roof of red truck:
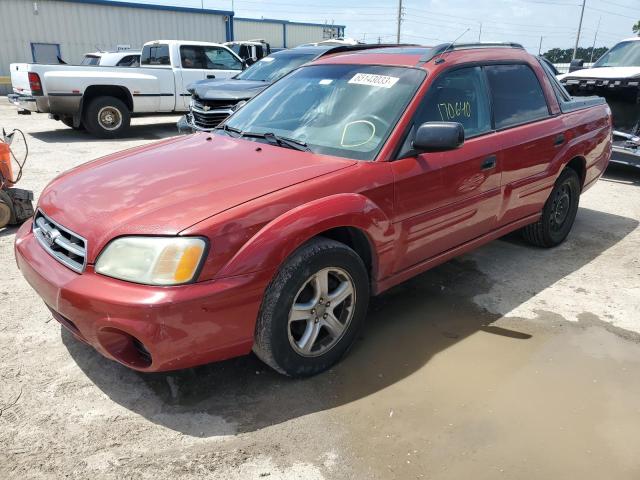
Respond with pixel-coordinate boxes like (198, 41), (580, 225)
(313, 43), (534, 69)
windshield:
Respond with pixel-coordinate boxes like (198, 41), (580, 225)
(224, 64), (425, 160)
(593, 41), (640, 68)
(235, 54), (317, 82)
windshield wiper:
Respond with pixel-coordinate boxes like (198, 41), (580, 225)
(241, 131), (311, 152)
(215, 124), (242, 137)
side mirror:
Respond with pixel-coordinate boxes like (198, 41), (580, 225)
(569, 58), (584, 73)
(413, 122), (464, 153)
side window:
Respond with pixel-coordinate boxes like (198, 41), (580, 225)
(116, 55), (140, 67)
(180, 45), (205, 69)
(203, 47), (243, 70)
(141, 44), (170, 66)
(485, 64), (549, 129)
(417, 66), (492, 138)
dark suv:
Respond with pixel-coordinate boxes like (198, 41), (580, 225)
(178, 45), (346, 132)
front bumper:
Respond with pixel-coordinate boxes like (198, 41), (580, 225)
(7, 93), (48, 113)
(14, 220), (273, 372)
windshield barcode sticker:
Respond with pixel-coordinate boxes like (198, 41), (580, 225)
(348, 73), (399, 88)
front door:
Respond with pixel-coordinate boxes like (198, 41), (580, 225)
(391, 66), (502, 273)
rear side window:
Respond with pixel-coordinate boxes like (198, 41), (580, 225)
(417, 66), (492, 138)
(81, 55), (100, 66)
(141, 44), (170, 66)
(485, 64), (549, 129)
(116, 55), (140, 67)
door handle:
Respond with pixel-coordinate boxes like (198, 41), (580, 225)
(206, 74), (216, 79)
(554, 133), (565, 146)
(481, 155), (497, 171)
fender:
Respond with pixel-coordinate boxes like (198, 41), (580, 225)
(216, 193), (396, 281)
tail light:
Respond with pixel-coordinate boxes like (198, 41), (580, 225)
(28, 72), (43, 96)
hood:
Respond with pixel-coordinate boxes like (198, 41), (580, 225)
(559, 66), (640, 81)
(38, 134), (355, 261)
(190, 78), (269, 101)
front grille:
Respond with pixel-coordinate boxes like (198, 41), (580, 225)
(191, 109), (232, 130)
(33, 210), (87, 273)
(190, 98), (239, 131)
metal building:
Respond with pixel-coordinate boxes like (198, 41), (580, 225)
(234, 18), (345, 49)
(0, 0), (346, 95)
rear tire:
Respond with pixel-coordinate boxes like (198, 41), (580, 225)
(253, 237), (370, 377)
(0, 191), (15, 228)
(522, 168), (581, 248)
(83, 96), (130, 138)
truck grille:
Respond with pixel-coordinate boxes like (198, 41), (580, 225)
(33, 210), (87, 273)
(191, 98), (238, 131)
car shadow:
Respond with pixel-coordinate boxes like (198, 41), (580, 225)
(0, 225), (19, 238)
(28, 118), (182, 143)
(61, 207), (638, 436)
(603, 163), (640, 186)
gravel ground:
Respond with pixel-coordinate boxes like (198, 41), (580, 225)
(1, 103), (640, 479)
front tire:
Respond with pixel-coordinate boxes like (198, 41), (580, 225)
(522, 168), (581, 247)
(83, 96), (130, 138)
(253, 237), (370, 377)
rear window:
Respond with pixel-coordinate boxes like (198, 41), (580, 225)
(485, 64), (549, 129)
(141, 44), (170, 66)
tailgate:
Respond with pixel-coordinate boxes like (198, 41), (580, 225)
(10, 63), (33, 95)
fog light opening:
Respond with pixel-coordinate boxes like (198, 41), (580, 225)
(97, 328), (153, 368)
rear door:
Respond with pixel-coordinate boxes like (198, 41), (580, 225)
(484, 63), (566, 225)
(139, 43), (171, 111)
(391, 66), (503, 273)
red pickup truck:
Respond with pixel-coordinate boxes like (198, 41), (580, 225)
(15, 43), (612, 377)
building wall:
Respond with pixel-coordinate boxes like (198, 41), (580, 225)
(0, 0), (230, 94)
(233, 19), (344, 49)
(234, 20), (285, 49)
(0, 0), (346, 95)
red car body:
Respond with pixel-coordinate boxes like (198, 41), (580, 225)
(15, 45), (612, 372)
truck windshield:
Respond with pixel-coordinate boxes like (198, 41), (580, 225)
(235, 54), (316, 83)
(223, 64), (425, 160)
(593, 41), (640, 68)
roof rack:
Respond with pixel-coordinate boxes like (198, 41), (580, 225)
(419, 42), (525, 63)
(319, 43), (420, 56)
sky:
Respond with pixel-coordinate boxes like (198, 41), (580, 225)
(110, 0), (638, 53)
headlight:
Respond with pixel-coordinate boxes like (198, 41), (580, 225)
(95, 236), (207, 285)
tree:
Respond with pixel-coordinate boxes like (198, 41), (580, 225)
(633, 20), (640, 36)
(542, 46), (609, 63)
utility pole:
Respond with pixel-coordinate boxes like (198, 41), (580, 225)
(573, 0), (586, 60)
(478, 23), (482, 42)
(396, 0), (403, 44)
(538, 36), (543, 55)
(590, 16), (601, 63)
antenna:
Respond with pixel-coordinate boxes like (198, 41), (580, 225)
(433, 28), (470, 64)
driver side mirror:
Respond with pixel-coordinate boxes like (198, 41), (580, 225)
(413, 122), (465, 153)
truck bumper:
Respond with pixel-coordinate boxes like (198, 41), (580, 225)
(611, 130), (640, 168)
(7, 93), (48, 113)
(14, 219), (273, 372)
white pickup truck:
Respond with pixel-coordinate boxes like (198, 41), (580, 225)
(8, 40), (245, 137)
(558, 37), (640, 168)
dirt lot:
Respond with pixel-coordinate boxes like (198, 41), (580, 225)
(1, 103), (640, 479)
